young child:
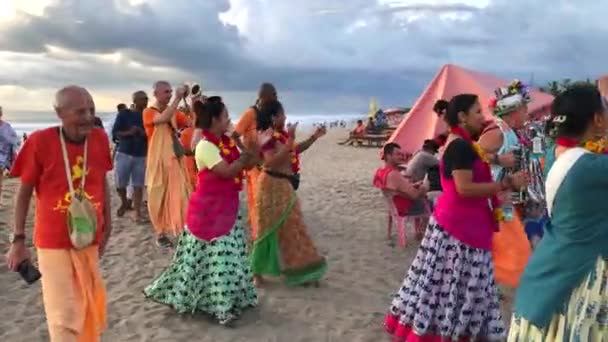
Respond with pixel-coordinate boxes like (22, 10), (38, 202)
(523, 201), (547, 249)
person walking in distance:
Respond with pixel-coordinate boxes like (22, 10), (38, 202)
(112, 91), (148, 223)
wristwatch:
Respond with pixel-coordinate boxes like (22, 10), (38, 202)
(10, 233), (25, 244)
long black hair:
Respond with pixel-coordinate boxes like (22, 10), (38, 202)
(256, 99), (284, 131)
(193, 96), (224, 129)
(550, 85), (604, 138)
(445, 94), (479, 128)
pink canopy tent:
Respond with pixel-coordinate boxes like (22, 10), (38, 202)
(388, 64), (555, 153)
(598, 75), (608, 98)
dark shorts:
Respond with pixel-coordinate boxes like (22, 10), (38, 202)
(407, 199), (430, 216)
(114, 152), (146, 188)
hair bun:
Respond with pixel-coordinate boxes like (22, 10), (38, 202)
(193, 100), (205, 114)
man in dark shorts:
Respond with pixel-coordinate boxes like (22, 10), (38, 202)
(404, 139), (439, 238)
(111, 91), (148, 222)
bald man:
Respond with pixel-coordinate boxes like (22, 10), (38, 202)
(232, 83), (277, 239)
(6, 85), (112, 341)
(143, 81), (192, 249)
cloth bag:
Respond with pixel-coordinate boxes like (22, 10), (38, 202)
(59, 128), (97, 249)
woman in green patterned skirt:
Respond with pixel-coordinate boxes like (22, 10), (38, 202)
(144, 97), (259, 326)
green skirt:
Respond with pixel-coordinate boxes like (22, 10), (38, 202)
(144, 210), (258, 323)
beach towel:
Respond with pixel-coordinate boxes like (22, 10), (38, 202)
(38, 246), (106, 342)
(145, 118), (192, 235)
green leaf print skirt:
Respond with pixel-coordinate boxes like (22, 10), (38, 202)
(144, 208), (258, 323)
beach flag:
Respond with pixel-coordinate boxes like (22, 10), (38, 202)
(369, 98), (378, 118)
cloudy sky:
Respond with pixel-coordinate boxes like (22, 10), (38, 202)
(0, 0), (605, 115)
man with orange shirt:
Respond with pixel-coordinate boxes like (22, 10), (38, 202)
(179, 111), (198, 188)
(6, 86), (112, 341)
(232, 83), (277, 238)
(142, 81), (192, 249)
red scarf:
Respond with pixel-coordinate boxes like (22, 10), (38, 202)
(269, 130), (300, 173)
(450, 126), (503, 223)
(201, 130), (243, 188)
(555, 137), (579, 148)
(556, 136), (608, 154)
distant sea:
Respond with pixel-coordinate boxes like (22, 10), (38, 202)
(5, 111), (364, 138)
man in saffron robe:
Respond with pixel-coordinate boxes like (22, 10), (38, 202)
(6, 86), (112, 341)
(232, 83), (277, 239)
(143, 81), (192, 249)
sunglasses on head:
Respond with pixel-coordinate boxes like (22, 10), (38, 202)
(206, 96), (222, 103)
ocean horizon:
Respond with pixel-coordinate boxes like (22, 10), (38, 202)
(4, 110), (364, 137)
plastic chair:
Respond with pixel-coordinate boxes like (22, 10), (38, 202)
(382, 190), (431, 248)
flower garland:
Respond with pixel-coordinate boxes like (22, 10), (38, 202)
(450, 126), (505, 223)
(556, 136), (608, 154)
(272, 130), (300, 173)
(201, 130), (243, 188)
(488, 79), (531, 117)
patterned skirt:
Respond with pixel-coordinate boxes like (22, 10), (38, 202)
(508, 257), (608, 341)
(143, 209), (258, 323)
(251, 172), (327, 286)
(385, 219), (506, 341)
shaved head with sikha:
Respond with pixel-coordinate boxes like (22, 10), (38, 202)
(153, 80), (173, 106)
(54, 85), (96, 141)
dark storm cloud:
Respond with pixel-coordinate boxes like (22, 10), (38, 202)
(0, 0), (607, 110)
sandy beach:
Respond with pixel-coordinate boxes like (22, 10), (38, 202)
(0, 129), (513, 341)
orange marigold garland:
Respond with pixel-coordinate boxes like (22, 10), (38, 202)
(201, 130), (243, 188)
(272, 131), (300, 173)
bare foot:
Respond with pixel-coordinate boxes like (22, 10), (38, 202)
(133, 212), (149, 224)
(253, 276), (264, 287)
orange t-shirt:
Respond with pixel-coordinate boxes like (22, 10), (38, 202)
(234, 106), (257, 145)
(142, 107), (189, 140)
(10, 127), (113, 249)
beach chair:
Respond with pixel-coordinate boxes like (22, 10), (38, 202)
(382, 189), (431, 248)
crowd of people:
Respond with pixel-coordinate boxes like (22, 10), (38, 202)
(378, 81), (608, 341)
(2, 78), (608, 341)
(3, 81), (329, 340)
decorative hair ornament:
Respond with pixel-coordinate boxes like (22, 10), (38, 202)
(552, 115), (567, 124)
(488, 79), (532, 117)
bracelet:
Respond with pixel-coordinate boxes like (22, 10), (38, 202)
(10, 233), (26, 244)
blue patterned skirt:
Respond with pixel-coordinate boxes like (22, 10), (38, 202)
(385, 219), (506, 341)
